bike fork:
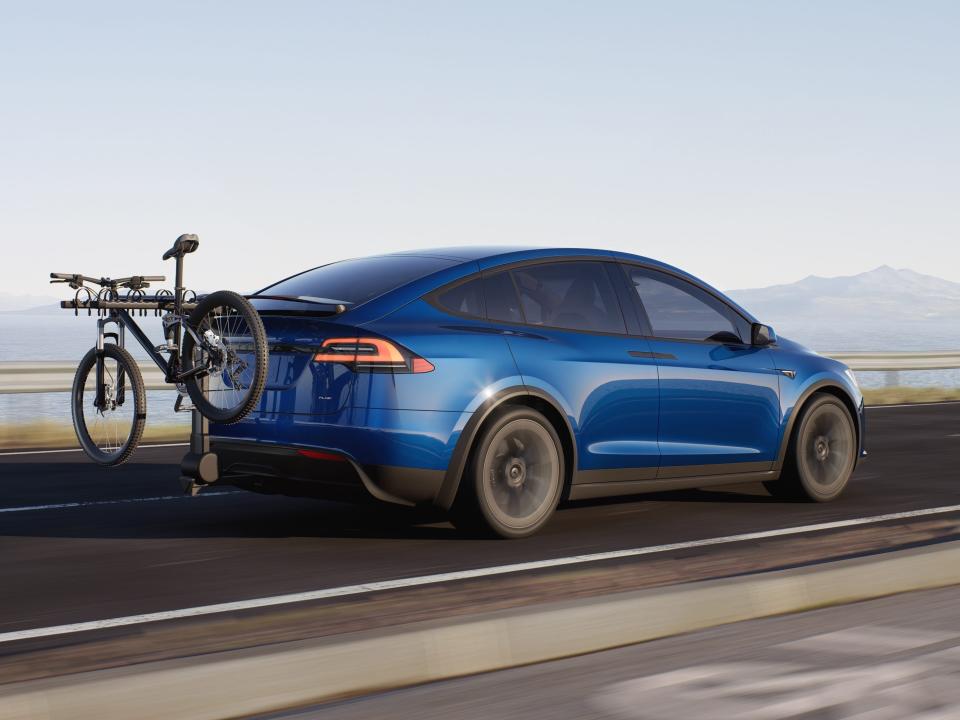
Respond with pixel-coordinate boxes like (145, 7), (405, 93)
(95, 315), (125, 409)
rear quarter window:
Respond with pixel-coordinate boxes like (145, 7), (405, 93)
(432, 276), (485, 318)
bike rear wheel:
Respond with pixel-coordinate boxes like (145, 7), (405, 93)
(71, 344), (146, 465)
(181, 290), (268, 424)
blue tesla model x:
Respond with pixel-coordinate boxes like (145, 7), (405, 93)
(212, 247), (865, 538)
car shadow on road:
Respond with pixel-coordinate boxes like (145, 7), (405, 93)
(0, 459), (788, 542)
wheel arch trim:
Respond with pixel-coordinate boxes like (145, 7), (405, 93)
(435, 386), (577, 510)
(773, 379), (862, 472)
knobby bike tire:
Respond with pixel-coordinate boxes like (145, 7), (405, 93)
(71, 344), (146, 466)
(181, 290), (268, 424)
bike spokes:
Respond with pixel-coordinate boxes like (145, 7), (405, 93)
(182, 290), (268, 424)
(72, 345), (146, 465)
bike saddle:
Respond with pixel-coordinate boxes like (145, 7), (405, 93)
(162, 234), (200, 261)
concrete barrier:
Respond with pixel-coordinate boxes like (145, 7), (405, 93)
(2, 540), (959, 720)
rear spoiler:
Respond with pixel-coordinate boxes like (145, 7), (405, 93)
(246, 295), (349, 317)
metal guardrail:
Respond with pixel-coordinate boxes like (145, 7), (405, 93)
(823, 351), (960, 372)
(0, 361), (168, 394)
(1, 352), (958, 394)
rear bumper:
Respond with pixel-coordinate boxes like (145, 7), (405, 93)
(212, 440), (445, 507)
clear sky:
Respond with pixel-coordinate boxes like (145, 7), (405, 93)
(2, 1), (958, 297)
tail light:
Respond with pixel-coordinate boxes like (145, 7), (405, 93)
(313, 337), (435, 373)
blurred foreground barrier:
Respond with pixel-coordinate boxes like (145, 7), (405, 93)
(825, 351), (960, 387)
(0, 361), (167, 393)
(2, 540), (959, 720)
(2, 352), (959, 394)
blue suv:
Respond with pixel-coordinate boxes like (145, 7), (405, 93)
(212, 248), (865, 538)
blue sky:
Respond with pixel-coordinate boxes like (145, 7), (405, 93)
(2, 1), (958, 296)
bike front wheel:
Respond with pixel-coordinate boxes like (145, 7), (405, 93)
(72, 344), (146, 465)
(181, 290), (268, 424)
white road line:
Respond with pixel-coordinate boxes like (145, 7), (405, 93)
(0, 442), (188, 457)
(779, 626), (953, 657)
(3, 503), (960, 644)
(0, 491), (241, 514)
(867, 401), (960, 409)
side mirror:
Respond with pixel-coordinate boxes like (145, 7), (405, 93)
(751, 323), (777, 346)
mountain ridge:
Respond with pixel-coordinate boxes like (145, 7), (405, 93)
(726, 266), (960, 350)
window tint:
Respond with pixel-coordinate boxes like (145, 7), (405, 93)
(433, 276), (485, 318)
(256, 255), (458, 307)
(625, 267), (744, 343)
(484, 271), (523, 323)
(511, 262), (626, 334)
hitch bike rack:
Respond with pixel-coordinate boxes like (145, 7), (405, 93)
(180, 377), (220, 495)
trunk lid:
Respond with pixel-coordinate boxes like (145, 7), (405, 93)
(252, 304), (356, 416)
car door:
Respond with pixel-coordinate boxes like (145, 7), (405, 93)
(619, 264), (782, 477)
(484, 260), (661, 483)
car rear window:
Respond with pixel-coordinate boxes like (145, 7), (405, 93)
(255, 255), (459, 308)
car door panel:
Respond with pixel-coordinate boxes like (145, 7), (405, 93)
(619, 263), (783, 475)
(648, 341), (781, 472)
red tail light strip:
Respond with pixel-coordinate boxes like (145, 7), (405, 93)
(313, 337), (434, 373)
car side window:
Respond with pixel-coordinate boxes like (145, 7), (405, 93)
(510, 261), (626, 334)
(625, 266), (745, 343)
(433, 276), (485, 318)
(484, 271), (523, 323)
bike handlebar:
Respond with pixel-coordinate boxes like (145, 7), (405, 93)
(50, 273), (166, 290)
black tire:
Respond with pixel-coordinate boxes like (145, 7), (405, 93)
(181, 290), (268, 424)
(764, 394), (857, 502)
(452, 407), (565, 539)
(71, 344), (146, 466)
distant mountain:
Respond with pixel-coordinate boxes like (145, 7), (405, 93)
(0, 292), (61, 313)
(726, 266), (960, 351)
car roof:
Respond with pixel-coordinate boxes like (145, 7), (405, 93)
(346, 247), (759, 325)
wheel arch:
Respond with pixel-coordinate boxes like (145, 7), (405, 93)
(773, 380), (862, 472)
(434, 387), (577, 510)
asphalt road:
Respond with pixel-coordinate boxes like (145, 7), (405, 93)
(0, 403), (958, 636)
(266, 585), (960, 719)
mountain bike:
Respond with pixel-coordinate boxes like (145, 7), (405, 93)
(51, 234), (269, 465)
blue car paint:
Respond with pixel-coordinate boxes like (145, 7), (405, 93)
(648, 340), (782, 468)
(212, 247), (865, 506)
(500, 325), (660, 473)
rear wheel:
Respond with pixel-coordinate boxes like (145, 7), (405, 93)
(764, 394), (856, 502)
(452, 407), (564, 539)
(181, 290), (268, 424)
(71, 344), (146, 466)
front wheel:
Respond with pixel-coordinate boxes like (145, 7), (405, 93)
(181, 290), (268, 424)
(452, 407), (565, 539)
(71, 344), (146, 466)
(764, 394), (857, 502)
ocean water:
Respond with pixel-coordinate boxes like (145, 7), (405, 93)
(0, 312), (187, 427)
(0, 313), (957, 425)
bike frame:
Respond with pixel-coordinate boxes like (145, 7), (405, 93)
(58, 250), (209, 387)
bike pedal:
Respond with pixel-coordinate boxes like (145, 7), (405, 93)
(174, 395), (195, 413)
